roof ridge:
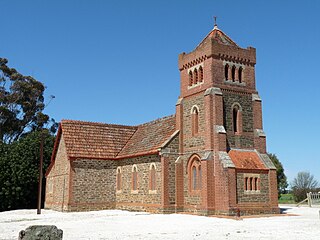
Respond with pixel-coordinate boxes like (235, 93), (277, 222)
(195, 27), (239, 49)
(116, 127), (138, 157)
(61, 119), (137, 129)
(137, 114), (175, 127)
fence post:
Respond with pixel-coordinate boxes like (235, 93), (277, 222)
(307, 192), (312, 207)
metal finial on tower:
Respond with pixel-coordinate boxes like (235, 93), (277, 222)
(214, 16), (218, 29)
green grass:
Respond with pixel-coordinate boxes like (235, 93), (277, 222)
(279, 193), (296, 204)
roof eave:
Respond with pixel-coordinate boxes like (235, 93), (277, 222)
(45, 123), (63, 177)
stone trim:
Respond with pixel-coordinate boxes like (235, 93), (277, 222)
(215, 125), (226, 134)
(149, 163), (157, 170)
(243, 173), (261, 194)
(187, 62), (204, 72)
(188, 82), (204, 90)
(223, 60), (246, 69)
(201, 151), (212, 161)
(204, 87), (222, 96)
(218, 151), (236, 168)
(176, 97), (183, 106)
(175, 156), (182, 164)
(257, 152), (276, 170)
(190, 105), (200, 113)
(252, 93), (262, 102)
(224, 79), (246, 87)
(254, 129), (266, 137)
(132, 164), (138, 172)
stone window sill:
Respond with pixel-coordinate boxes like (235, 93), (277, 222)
(187, 81), (204, 89)
(116, 190), (122, 194)
(131, 190), (139, 194)
(149, 190), (157, 194)
(244, 190), (260, 194)
(224, 80), (246, 86)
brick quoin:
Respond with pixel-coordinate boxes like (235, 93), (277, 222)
(45, 22), (279, 215)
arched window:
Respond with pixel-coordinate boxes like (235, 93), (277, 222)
(188, 156), (201, 192)
(244, 175), (261, 192)
(231, 65), (236, 82)
(199, 66), (203, 82)
(238, 67), (243, 83)
(191, 106), (199, 135)
(233, 107), (238, 133)
(225, 64), (229, 80)
(194, 68), (198, 84)
(189, 71), (193, 86)
(132, 165), (138, 191)
(116, 167), (122, 191)
(150, 164), (156, 190)
(232, 104), (242, 134)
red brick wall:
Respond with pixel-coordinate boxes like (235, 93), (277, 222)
(45, 135), (70, 211)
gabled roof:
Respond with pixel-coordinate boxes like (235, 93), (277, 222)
(228, 149), (268, 170)
(118, 115), (176, 158)
(196, 25), (239, 49)
(61, 120), (137, 159)
(50, 115), (177, 163)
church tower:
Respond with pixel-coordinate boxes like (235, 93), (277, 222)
(175, 22), (279, 215)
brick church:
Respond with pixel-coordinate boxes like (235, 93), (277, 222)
(45, 23), (279, 215)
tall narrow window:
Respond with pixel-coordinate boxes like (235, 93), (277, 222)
(192, 166), (197, 190)
(238, 67), (243, 83)
(232, 104), (242, 134)
(244, 177), (248, 191)
(225, 64), (229, 80)
(250, 177), (253, 191)
(198, 165), (202, 190)
(189, 71), (193, 86)
(192, 107), (199, 135)
(194, 69), (198, 84)
(233, 107), (238, 133)
(132, 166), (138, 191)
(199, 66), (203, 82)
(231, 65), (236, 82)
(255, 177), (260, 191)
(116, 167), (122, 191)
(150, 164), (156, 190)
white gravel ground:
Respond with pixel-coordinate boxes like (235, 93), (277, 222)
(0, 205), (319, 240)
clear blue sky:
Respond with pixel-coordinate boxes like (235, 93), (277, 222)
(1, 0), (319, 185)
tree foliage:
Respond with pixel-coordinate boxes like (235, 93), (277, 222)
(0, 58), (57, 143)
(291, 171), (319, 202)
(0, 130), (54, 211)
(268, 153), (288, 196)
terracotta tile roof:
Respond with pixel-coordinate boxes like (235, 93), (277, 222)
(55, 115), (176, 161)
(228, 149), (267, 170)
(197, 25), (239, 49)
(61, 120), (137, 159)
(118, 115), (176, 158)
